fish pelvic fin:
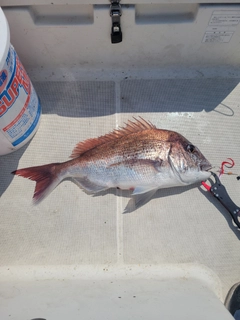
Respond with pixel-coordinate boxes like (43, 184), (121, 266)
(12, 163), (62, 204)
(123, 188), (158, 213)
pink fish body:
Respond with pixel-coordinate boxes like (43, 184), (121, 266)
(12, 118), (211, 211)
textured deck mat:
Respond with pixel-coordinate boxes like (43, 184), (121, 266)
(0, 79), (240, 297)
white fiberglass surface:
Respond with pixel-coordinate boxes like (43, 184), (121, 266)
(1, 78), (240, 296)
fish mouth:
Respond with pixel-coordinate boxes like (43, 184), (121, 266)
(200, 161), (212, 172)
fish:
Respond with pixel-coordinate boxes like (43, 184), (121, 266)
(12, 117), (212, 212)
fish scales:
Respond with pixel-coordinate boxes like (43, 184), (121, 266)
(67, 130), (172, 191)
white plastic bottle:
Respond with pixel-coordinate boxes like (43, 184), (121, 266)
(0, 8), (41, 155)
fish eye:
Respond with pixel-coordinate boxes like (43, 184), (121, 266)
(187, 144), (195, 153)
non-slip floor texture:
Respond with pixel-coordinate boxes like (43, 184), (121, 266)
(1, 79), (240, 298)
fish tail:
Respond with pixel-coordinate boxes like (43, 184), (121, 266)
(12, 163), (62, 204)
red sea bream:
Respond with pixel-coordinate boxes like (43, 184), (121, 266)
(12, 118), (212, 211)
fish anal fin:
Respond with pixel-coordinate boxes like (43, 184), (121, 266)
(72, 177), (107, 194)
(70, 117), (156, 159)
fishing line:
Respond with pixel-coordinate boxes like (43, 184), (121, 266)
(218, 158), (239, 180)
(219, 158), (235, 177)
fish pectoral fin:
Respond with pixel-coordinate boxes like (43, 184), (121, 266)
(72, 177), (107, 194)
(123, 188), (158, 213)
(109, 159), (163, 172)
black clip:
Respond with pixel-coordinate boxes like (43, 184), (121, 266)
(202, 172), (240, 228)
(110, 0), (122, 43)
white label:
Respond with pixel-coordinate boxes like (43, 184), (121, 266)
(202, 31), (234, 43)
(0, 45), (41, 147)
(203, 10), (240, 43)
(209, 11), (240, 26)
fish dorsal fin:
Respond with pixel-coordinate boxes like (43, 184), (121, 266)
(70, 117), (156, 158)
